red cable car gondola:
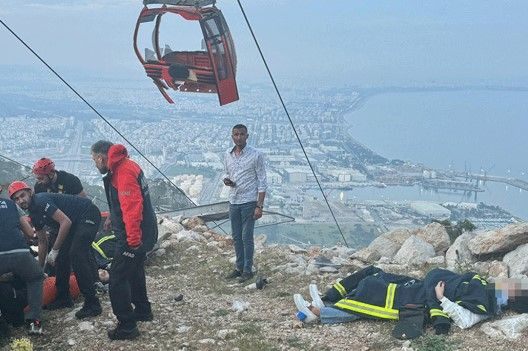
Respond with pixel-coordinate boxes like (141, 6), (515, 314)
(133, 0), (239, 106)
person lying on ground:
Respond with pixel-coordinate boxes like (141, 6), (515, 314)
(294, 266), (528, 334)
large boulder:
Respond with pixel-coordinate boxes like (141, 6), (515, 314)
(445, 232), (476, 270)
(383, 228), (416, 246)
(352, 247), (381, 263)
(480, 314), (528, 340)
(415, 222), (451, 254)
(367, 235), (400, 260)
(472, 260), (509, 279)
(468, 223), (528, 255)
(393, 236), (435, 265)
(503, 243), (528, 277)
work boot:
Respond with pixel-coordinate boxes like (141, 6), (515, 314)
(75, 299), (102, 319)
(225, 269), (242, 279)
(26, 319), (43, 336)
(133, 310), (154, 322)
(238, 271), (254, 283)
(45, 297), (74, 310)
(107, 324), (139, 340)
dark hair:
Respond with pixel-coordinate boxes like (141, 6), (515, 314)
(232, 124), (247, 132)
(91, 140), (113, 155)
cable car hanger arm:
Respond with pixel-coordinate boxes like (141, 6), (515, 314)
(143, 0), (216, 7)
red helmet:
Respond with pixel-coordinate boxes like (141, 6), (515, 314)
(32, 158), (55, 176)
(8, 181), (31, 199)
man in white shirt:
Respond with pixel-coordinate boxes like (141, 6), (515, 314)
(223, 124), (267, 283)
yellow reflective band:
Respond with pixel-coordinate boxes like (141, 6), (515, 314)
(385, 283), (397, 310)
(477, 305), (487, 313)
(430, 308), (449, 318)
(334, 281), (346, 297)
(335, 299), (399, 320)
(472, 275), (488, 285)
(91, 242), (108, 259)
(92, 235), (115, 260)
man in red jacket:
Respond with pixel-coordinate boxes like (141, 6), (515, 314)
(90, 141), (158, 340)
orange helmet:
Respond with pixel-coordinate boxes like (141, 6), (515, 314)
(32, 158), (55, 176)
(8, 180), (31, 199)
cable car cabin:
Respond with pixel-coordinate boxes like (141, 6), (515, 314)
(134, 0), (239, 106)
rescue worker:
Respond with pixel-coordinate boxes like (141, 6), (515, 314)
(294, 266), (527, 333)
(0, 195), (44, 335)
(32, 157), (86, 196)
(91, 140), (158, 340)
(8, 181), (102, 319)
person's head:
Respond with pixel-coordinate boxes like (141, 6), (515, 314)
(91, 140), (114, 174)
(8, 181), (32, 210)
(231, 124), (248, 148)
(493, 278), (528, 313)
(32, 158), (56, 185)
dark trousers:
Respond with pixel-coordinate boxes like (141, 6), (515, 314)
(109, 248), (150, 329)
(229, 201), (257, 273)
(55, 205), (100, 303)
(0, 252), (43, 321)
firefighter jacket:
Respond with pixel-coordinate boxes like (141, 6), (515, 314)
(326, 266), (495, 327)
(103, 144), (158, 252)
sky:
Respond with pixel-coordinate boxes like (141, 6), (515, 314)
(1, 0), (528, 85)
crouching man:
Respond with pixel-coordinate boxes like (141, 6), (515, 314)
(0, 195), (44, 335)
(9, 181), (101, 319)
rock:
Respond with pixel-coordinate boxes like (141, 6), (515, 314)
(181, 217), (205, 230)
(367, 235), (400, 260)
(472, 260), (509, 279)
(155, 248), (166, 257)
(425, 256), (445, 266)
(319, 266), (338, 273)
(480, 314), (528, 339)
(445, 232), (476, 270)
(177, 325), (191, 333)
(193, 225), (209, 233)
(288, 244), (307, 254)
(174, 230), (205, 242)
(244, 283), (257, 290)
(255, 234), (267, 249)
(313, 255), (334, 268)
(216, 329), (237, 339)
(198, 338), (215, 345)
(292, 320), (304, 329)
(173, 293), (184, 302)
(383, 228), (416, 246)
(78, 321), (94, 332)
(503, 243), (528, 277)
(231, 300), (249, 313)
(468, 223), (528, 255)
(160, 218), (184, 234)
(415, 222), (451, 254)
(352, 247), (381, 263)
(67, 339), (76, 346)
(393, 236), (435, 265)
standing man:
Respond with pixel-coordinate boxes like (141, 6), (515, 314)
(91, 141), (158, 340)
(32, 157), (86, 197)
(223, 124), (267, 283)
(8, 181), (102, 319)
(0, 195), (44, 335)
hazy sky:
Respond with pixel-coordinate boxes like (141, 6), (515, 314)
(1, 0), (528, 85)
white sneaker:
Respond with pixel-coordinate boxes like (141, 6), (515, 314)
(309, 284), (325, 309)
(293, 294), (318, 323)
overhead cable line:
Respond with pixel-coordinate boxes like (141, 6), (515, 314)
(0, 19), (229, 235)
(0, 152), (32, 181)
(235, 1), (349, 247)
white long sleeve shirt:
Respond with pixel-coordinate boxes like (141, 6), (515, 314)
(440, 296), (490, 329)
(224, 146), (267, 205)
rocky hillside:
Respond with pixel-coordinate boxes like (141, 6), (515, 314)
(2, 218), (528, 351)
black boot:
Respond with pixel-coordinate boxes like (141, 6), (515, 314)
(45, 297), (74, 310)
(75, 298), (102, 319)
(107, 324), (139, 340)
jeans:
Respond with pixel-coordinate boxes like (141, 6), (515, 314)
(55, 205), (100, 304)
(109, 248), (150, 329)
(229, 201), (257, 273)
(320, 307), (361, 324)
(0, 251), (44, 321)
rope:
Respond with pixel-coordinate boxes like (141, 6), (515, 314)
(235, 1), (349, 247)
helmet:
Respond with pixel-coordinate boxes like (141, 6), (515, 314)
(32, 158), (55, 175)
(8, 181), (31, 199)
